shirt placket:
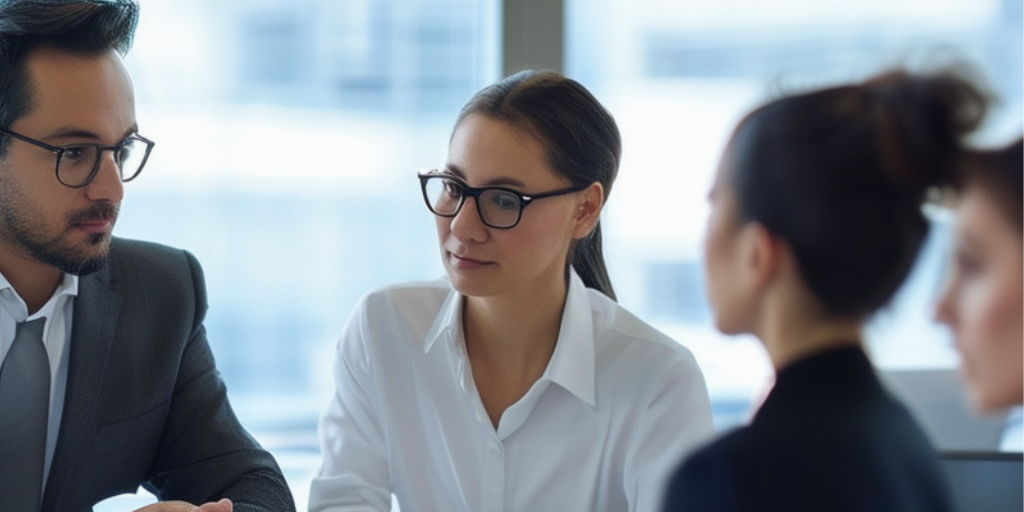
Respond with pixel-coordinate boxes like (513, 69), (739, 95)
(479, 426), (506, 512)
(452, 331), (508, 512)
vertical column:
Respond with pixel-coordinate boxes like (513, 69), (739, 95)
(501, 0), (564, 77)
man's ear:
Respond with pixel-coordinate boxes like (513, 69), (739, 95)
(572, 182), (604, 240)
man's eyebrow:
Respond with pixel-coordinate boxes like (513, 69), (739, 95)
(43, 125), (139, 143)
(44, 127), (99, 141)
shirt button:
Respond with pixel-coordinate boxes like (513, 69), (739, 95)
(490, 448), (502, 458)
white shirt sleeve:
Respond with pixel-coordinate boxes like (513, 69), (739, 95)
(623, 355), (715, 512)
(309, 301), (394, 512)
(1000, 406), (1023, 452)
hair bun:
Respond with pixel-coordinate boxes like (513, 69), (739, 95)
(866, 69), (988, 191)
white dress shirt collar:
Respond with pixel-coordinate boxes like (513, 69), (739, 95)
(0, 270), (79, 323)
(422, 268), (597, 408)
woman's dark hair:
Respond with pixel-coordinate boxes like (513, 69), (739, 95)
(958, 137), (1023, 231)
(454, 70), (622, 300)
(729, 68), (988, 317)
(0, 0), (139, 152)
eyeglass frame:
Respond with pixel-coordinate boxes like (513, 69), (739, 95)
(0, 127), (155, 188)
(417, 171), (588, 229)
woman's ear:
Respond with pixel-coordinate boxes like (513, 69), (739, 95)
(572, 182), (605, 239)
(739, 222), (782, 293)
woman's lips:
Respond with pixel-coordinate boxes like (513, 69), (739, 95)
(449, 252), (491, 269)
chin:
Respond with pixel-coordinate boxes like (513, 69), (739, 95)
(968, 388), (1001, 413)
(39, 241), (111, 276)
(59, 247), (110, 276)
(445, 271), (501, 299)
(969, 380), (1023, 413)
(64, 257), (107, 276)
(447, 278), (492, 298)
(712, 311), (742, 336)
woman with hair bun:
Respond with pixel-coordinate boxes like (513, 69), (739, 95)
(661, 69), (987, 512)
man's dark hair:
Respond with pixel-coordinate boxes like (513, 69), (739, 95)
(0, 0), (139, 153)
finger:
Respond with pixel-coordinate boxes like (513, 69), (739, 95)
(197, 498), (233, 512)
(131, 502), (200, 512)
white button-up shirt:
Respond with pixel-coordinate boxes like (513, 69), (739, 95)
(310, 270), (714, 512)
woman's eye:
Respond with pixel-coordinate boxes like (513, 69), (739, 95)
(954, 249), (982, 278)
(442, 180), (463, 198)
(491, 192), (520, 211)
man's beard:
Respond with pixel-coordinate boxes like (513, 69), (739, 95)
(1, 201), (118, 276)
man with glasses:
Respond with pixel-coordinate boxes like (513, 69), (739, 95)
(0, 1), (294, 511)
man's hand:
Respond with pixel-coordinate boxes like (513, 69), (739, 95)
(132, 498), (233, 512)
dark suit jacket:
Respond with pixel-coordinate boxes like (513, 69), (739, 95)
(37, 238), (295, 511)
(662, 346), (954, 512)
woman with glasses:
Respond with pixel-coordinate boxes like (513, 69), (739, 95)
(660, 68), (987, 512)
(309, 70), (714, 512)
(934, 136), (1023, 447)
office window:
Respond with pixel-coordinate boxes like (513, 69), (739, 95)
(98, 0), (497, 509)
(94, 0), (1022, 508)
(567, 0), (1023, 428)
(644, 261), (710, 323)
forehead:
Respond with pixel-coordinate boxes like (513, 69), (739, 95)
(447, 113), (561, 188)
(958, 185), (1019, 234)
(13, 46), (135, 139)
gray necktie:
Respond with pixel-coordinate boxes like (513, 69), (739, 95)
(0, 318), (49, 512)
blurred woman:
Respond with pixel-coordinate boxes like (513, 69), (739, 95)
(662, 69), (987, 512)
(310, 70), (714, 512)
(934, 137), (1022, 445)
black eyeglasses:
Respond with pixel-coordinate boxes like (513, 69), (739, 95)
(418, 172), (587, 229)
(0, 127), (154, 188)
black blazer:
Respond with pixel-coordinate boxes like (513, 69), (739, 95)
(662, 346), (953, 512)
(37, 238), (294, 511)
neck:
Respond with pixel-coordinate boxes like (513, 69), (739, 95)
(755, 289), (863, 372)
(0, 248), (62, 315)
(761, 320), (862, 371)
(462, 273), (569, 427)
(463, 275), (567, 369)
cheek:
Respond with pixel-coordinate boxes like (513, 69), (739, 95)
(434, 216), (449, 239)
(492, 216), (574, 283)
(975, 277), (1023, 368)
(964, 272), (1021, 347)
(520, 202), (575, 243)
(514, 219), (570, 262)
(702, 232), (723, 302)
(702, 214), (741, 331)
(957, 271), (1023, 399)
(983, 284), (1023, 344)
(0, 170), (42, 219)
(706, 212), (738, 281)
(434, 216), (454, 260)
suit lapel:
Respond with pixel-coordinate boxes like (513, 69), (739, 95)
(42, 263), (121, 511)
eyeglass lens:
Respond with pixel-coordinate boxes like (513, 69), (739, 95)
(58, 138), (148, 187)
(422, 176), (522, 228)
